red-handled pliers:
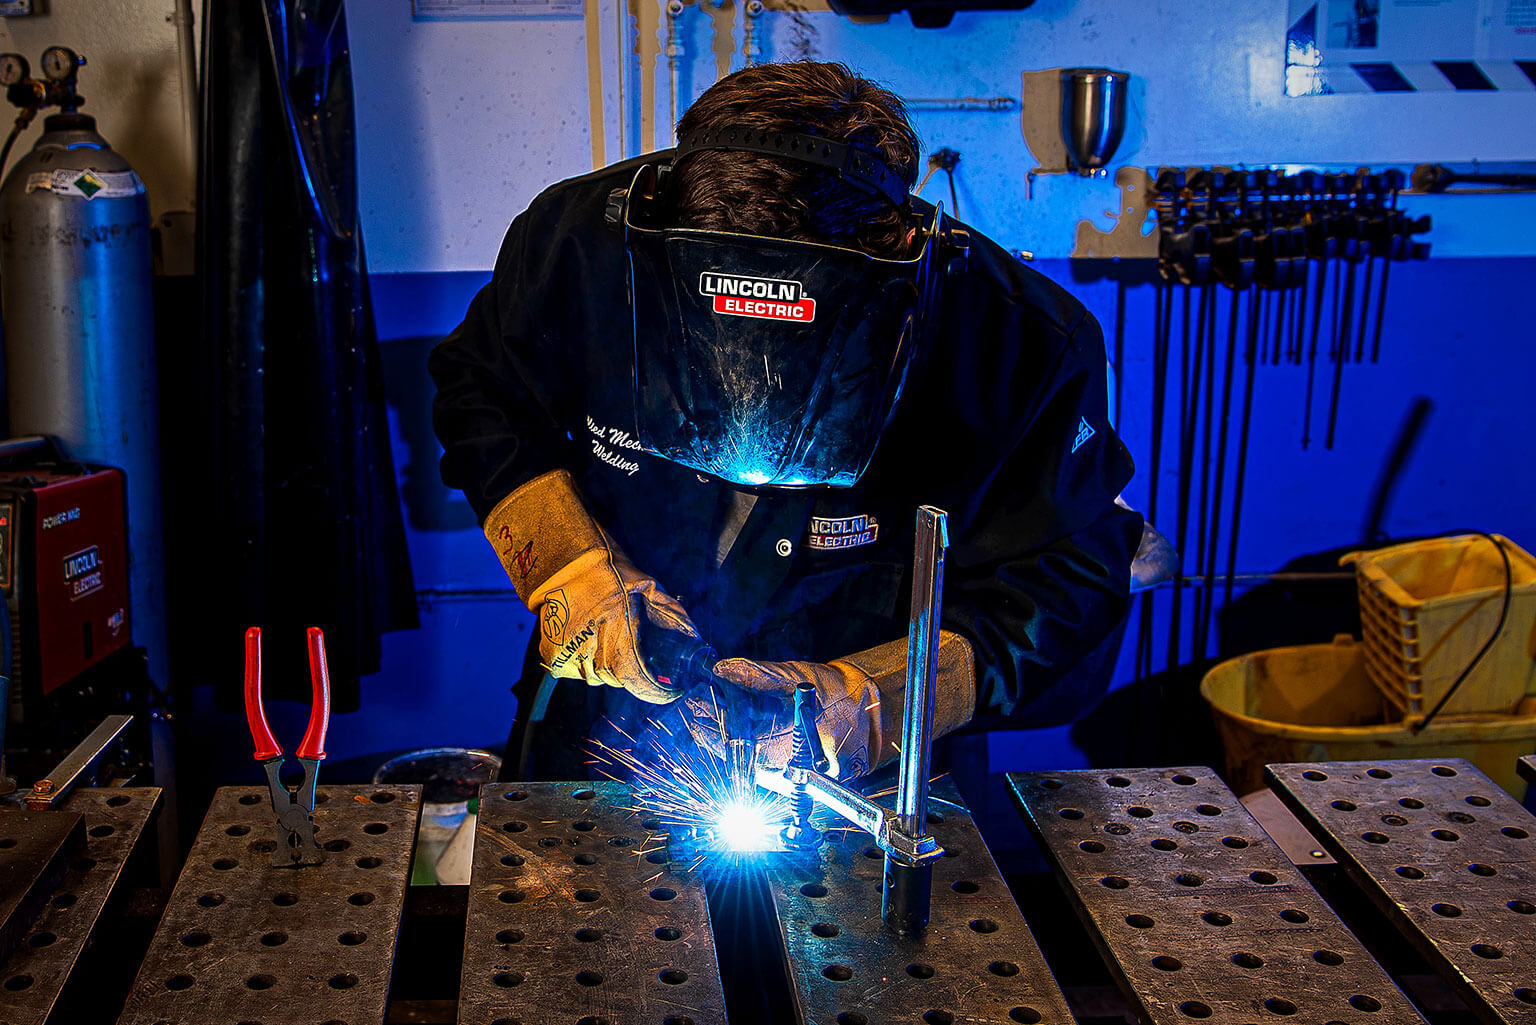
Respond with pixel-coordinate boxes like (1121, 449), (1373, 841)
(244, 626), (331, 867)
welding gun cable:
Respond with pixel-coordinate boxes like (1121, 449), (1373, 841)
(1191, 284), (1220, 658)
(1222, 283), (1262, 611)
(1326, 249), (1358, 450)
(1301, 255), (1330, 450)
(1166, 283), (1199, 671)
(1288, 277), (1300, 365)
(1197, 285), (1241, 660)
(1369, 252), (1392, 363)
(1137, 282), (1171, 682)
(1354, 242), (1376, 364)
(1369, 182), (1401, 363)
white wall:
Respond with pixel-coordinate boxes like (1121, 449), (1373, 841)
(349, 0), (1536, 272)
(3, 2), (1530, 270)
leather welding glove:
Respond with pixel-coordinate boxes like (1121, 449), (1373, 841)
(706, 631), (976, 780)
(482, 469), (700, 704)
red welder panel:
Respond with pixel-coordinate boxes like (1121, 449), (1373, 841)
(31, 469), (131, 693)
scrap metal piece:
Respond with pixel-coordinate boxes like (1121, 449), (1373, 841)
(118, 784), (421, 1025)
(1266, 759), (1536, 1025)
(1009, 767), (1427, 1025)
(0, 809), (84, 969)
(768, 779), (1072, 1025)
(459, 781), (727, 1025)
(25, 715), (133, 809)
(1, 788), (161, 1025)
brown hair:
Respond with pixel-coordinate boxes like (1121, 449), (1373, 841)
(669, 62), (919, 257)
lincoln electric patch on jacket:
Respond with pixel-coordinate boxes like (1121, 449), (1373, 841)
(699, 272), (817, 322)
(807, 513), (879, 550)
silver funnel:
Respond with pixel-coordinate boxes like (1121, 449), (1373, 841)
(1060, 68), (1129, 174)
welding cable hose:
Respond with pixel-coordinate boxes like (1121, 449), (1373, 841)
(702, 631), (976, 780)
(481, 469), (702, 704)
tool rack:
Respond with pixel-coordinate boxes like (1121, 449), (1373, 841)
(3, 758), (1535, 1024)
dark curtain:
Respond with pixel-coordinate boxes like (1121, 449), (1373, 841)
(196, 0), (416, 711)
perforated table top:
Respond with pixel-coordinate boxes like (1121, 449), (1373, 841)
(118, 784), (421, 1025)
(1267, 758), (1536, 1025)
(1010, 767), (1427, 1025)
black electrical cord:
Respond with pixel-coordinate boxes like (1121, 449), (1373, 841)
(1412, 532), (1514, 732)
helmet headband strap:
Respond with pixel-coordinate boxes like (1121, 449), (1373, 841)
(672, 126), (909, 211)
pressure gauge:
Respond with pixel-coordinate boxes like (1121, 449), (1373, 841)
(0, 53), (28, 87)
(40, 46), (82, 82)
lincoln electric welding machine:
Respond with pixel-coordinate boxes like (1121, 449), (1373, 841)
(0, 457), (131, 697)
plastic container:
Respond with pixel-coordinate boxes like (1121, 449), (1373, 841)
(1342, 534), (1536, 722)
(373, 747), (500, 884)
(1200, 636), (1536, 800)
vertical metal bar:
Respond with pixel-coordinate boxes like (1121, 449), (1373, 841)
(897, 506), (948, 838)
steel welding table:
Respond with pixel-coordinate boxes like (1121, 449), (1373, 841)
(4, 754), (1536, 1024)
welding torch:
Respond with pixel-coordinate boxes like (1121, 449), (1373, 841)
(639, 621), (758, 768)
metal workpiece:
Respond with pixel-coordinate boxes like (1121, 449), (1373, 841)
(765, 768), (941, 864)
(1519, 756), (1535, 788)
(1008, 767), (1428, 1025)
(459, 782), (727, 1025)
(766, 780), (1071, 1025)
(1, 788), (160, 1025)
(25, 715), (134, 810)
(118, 784), (421, 1025)
(0, 808), (85, 968)
(1266, 759), (1536, 1025)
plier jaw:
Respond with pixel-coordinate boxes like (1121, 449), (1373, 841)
(245, 626), (332, 868)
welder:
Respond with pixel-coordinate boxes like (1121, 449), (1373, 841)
(429, 61), (1142, 781)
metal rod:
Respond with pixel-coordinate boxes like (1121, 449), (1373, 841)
(26, 714), (133, 809)
(1166, 286), (1196, 671)
(897, 506), (947, 838)
(1222, 284), (1262, 611)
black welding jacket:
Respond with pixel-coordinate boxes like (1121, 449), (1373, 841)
(429, 155), (1141, 722)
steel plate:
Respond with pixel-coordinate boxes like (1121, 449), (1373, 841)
(0, 808), (84, 967)
(118, 784), (421, 1025)
(459, 781), (727, 1025)
(1519, 757), (1534, 789)
(1009, 767), (1427, 1025)
(0, 787), (161, 1025)
(1267, 758), (1536, 1025)
(766, 778), (1073, 1025)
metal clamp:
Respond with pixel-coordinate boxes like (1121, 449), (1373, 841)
(769, 506), (950, 933)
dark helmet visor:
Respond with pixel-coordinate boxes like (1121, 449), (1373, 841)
(619, 163), (947, 489)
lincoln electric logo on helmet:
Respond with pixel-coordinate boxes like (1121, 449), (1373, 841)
(699, 272), (817, 323)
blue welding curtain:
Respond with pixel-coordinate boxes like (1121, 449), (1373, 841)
(198, 0), (416, 711)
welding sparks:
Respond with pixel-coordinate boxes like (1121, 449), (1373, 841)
(587, 694), (790, 863)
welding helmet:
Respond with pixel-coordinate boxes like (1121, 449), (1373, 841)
(608, 129), (965, 489)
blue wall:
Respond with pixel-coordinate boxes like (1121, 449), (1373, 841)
(288, 253), (1532, 788)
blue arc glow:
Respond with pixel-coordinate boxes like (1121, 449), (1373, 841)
(710, 797), (780, 853)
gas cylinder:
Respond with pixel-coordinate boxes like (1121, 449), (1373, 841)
(0, 112), (167, 689)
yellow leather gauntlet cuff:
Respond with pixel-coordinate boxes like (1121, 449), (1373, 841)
(483, 469), (608, 609)
(833, 630), (976, 772)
